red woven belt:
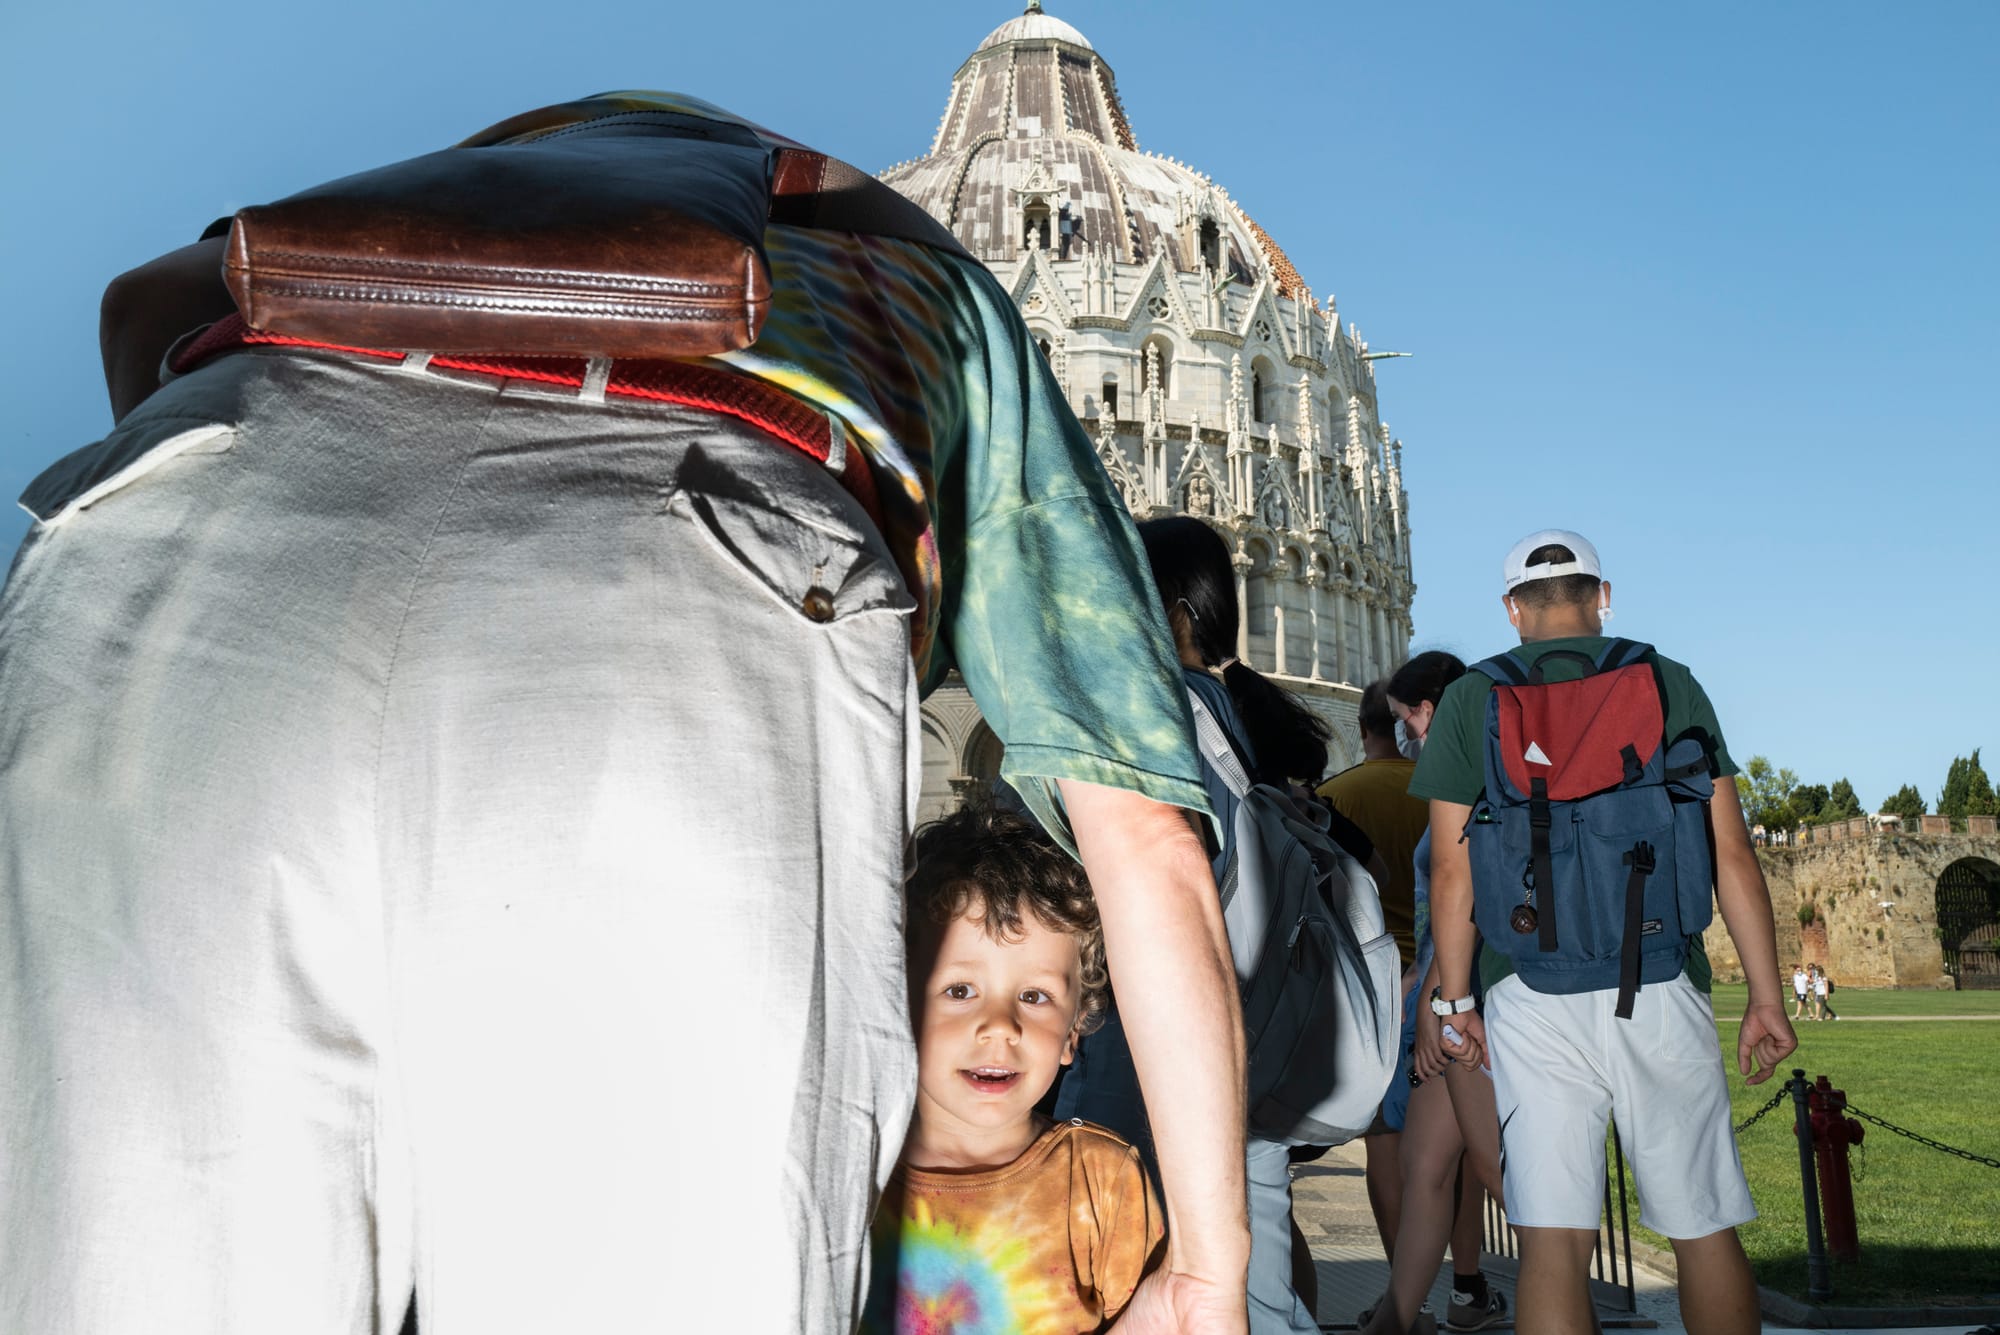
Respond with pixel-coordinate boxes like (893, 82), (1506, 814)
(171, 313), (881, 527)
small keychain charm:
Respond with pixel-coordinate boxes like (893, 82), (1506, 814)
(1510, 902), (1539, 935)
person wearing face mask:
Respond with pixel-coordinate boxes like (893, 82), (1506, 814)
(1058, 516), (1382, 1335)
(1355, 653), (1509, 1335)
(1316, 683), (1425, 1262)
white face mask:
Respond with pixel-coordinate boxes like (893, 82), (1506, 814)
(1394, 718), (1424, 760)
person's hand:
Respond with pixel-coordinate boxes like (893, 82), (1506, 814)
(1412, 1001), (1448, 1081)
(1109, 1267), (1248, 1335)
(1738, 1000), (1797, 1085)
(1441, 1009), (1489, 1072)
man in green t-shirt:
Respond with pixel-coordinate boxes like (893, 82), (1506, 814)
(1412, 530), (1796, 1335)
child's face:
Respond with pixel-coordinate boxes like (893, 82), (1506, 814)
(909, 907), (1085, 1153)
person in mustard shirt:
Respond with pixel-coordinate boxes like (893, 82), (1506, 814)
(865, 803), (1165, 1334)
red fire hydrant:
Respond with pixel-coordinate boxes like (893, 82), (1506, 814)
(1806, 1075), (1865, 1261)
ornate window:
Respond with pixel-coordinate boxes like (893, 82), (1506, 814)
(1250, 369), (1266, 423)
(1254, 318), (1273, 344)
(1101, 380), (1119, 417)
(1145, 294), (1170, 321)
(1199, 220), (1221, 274)
(1023, 202), (1052, 251)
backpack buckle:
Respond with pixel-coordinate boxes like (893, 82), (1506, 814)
(1624, 841), (1656, 876)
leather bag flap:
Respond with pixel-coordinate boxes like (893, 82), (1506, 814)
(224, 112), (774, 359)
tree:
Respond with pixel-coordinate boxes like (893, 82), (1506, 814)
(1939, 749), (1997, 820)
(1791, 783), (1830, 826)
(1825, 778), (1864, 822)
(1738, 755), (1802, 834)
(1880, 784), (1926, 820)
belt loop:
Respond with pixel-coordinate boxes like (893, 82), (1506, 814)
(823, 411), (847, 476)
(580, 357), (614, 404)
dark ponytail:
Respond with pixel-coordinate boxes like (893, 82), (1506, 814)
(1138, 517), (1332, 786)
(1386, 650), (1467, 710)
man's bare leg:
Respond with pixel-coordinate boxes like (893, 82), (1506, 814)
(1514, 1226), (1598, 1335)
(1668, 1228), (1759, 1335)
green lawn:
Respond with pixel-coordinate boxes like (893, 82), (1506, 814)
(1619, 984), (2000, 1304)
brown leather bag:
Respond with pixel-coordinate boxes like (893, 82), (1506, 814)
(224, 106), (963, 360)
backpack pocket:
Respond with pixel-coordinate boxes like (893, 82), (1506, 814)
(1467, 798), (1581, 962)
(1664, 736), (1717, 936)
(1578, 783), (1676, 959)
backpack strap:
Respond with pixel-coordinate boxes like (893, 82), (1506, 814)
(1471, 652), (1531, 686)
(1186, 688), (1253, 801)
(1616, 840), (1658, 1018)
(1594, 637), (1653, 671)
(1186, 687), (1252, 910)
(1529, 776), (1558, 955)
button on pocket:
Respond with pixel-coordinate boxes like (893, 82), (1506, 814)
(671, 485), (913, 629)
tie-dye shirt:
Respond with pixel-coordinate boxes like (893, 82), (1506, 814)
(477, 93), (1210, 844)
(863, 1119), (1165, 1335)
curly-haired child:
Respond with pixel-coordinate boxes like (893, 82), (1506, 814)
(860, 802), (1166, 1334)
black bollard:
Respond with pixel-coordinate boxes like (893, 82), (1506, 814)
(1790, 1069), (1832, 1302)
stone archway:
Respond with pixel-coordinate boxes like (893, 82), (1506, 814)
(1938, 856), (2000, 988)
(955, 722), (1006, 807)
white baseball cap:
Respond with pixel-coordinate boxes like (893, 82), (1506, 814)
(1503, 529), (1603, 592)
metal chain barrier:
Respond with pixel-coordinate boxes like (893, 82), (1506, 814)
(1734, 1083), (1791, 1134)
(1843, 1102), (2000, 1169)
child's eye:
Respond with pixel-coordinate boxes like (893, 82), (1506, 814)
(943, 983), (975, 1001)
(1019, 989), (1050, 1005)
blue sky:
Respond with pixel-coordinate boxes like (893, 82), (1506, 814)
(3, 1), (1994, 810)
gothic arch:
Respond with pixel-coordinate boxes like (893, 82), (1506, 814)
(961, 722), (1006, 789)
(1250, 355), (1277, 424)
(1241, 536), (1278, 669)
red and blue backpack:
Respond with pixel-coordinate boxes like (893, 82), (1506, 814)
(1464, 639), (1717, 1017)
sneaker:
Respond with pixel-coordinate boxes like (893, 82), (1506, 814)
(1359, 1299), (1435, 1335)
(1445, 1285), (1509, 1332)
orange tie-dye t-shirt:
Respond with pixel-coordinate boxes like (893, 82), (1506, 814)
(862, 1120), (1165, 1335)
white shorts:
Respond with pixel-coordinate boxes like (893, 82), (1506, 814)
(1487, 973), (1755, 1239)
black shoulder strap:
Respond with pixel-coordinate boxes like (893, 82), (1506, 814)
(1595, 638), (1653, 671)
(1472, 652), (1530, 686)
(770, 148), (973, 259)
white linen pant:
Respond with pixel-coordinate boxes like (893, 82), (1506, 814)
(0, 349), (920, 1333)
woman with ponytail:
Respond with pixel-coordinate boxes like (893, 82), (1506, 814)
(1057, 515), (1364, 1334)
(1356, 651), (1508, 1335)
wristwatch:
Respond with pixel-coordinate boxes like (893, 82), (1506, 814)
(1430, 987), (1477, 1017)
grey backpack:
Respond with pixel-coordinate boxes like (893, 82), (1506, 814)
(1187, 691), (1402, 1146)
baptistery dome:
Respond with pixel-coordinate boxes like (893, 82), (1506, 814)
(889, 4), (1418, 814)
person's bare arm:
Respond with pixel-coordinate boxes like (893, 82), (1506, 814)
(1060, 778), (1248, 1335)
(100, 236), (235, 423)
(1708, 781), (1798, 1084)
(1427, 800), (1487, 1064)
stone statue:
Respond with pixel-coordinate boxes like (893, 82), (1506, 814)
(1185, 474), (1215, 517)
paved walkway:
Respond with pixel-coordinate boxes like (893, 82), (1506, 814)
(1287, 1139), (1976, 1335)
